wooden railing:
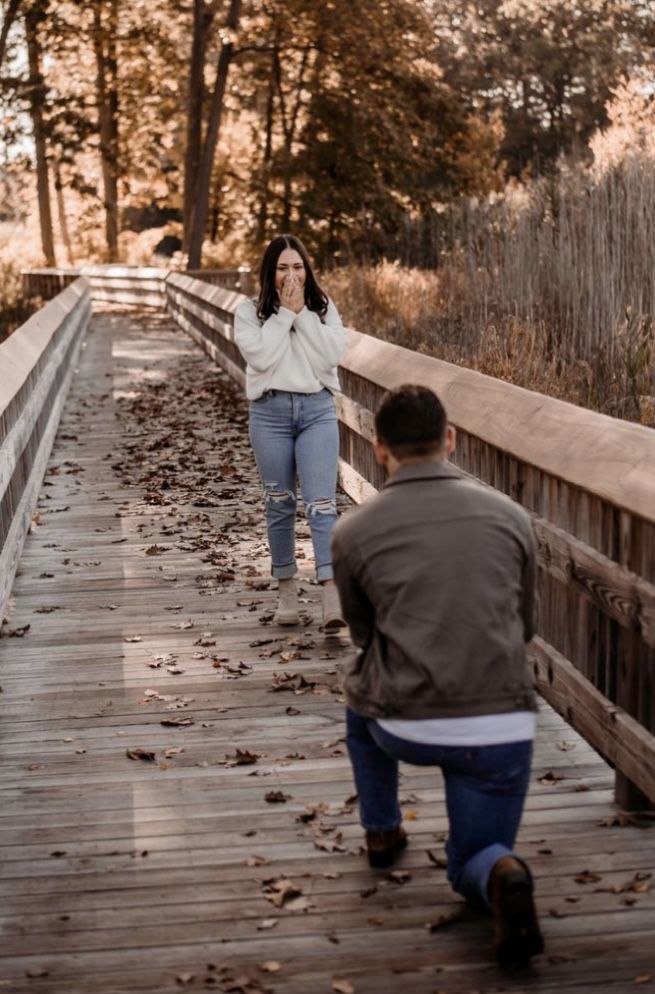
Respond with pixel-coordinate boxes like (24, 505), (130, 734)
(187, 267), (255, 296)
(0, 277), (91, 620)
(23, 265), (168, 307)
(24, 266), (255, 306)
(164, 273), (655, 809)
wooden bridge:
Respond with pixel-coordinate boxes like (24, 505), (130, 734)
(0, 266), (653, 994)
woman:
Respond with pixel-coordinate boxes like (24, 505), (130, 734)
(234, 234), (349, 631)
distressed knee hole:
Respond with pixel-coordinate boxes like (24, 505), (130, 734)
(264, 487), (296, 507)
(306, 497), (336, 517)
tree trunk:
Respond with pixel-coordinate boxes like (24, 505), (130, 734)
(54, 163), (75, 265)
(182, 0), (213, 253)
(25, 2), (55, 266)
(256, 59), (276, 244)
(273, 44), (311, 233)
(93, 0), (119, 262)
(0, 0), (22, 71)
(187, 0), (242, 270)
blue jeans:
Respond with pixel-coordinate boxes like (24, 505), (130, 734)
(249, 389), (339, 582)
(346, 708), (533, 906)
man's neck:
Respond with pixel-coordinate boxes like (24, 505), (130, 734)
(386, 455), (445, 478)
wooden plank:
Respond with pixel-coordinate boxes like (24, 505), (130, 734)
(1, 305), (654, 993)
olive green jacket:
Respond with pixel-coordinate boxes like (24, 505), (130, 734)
(331, 462), (538, 719)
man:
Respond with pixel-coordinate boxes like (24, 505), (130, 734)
(331, 384), (544, 966)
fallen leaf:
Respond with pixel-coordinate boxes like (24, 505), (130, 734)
(258, 962), (281, 973)
(387, 870), (411, 884)
(539, 770), (564, 785)
(226, 749), (260, 767)
(574, 870), (602, 884)
(175, 974), (195, 986)
(256, 918), (279, 930)
(25, 967), (49, 978)
(126, 748), (156, 762)
(598, 812), (638, 828)
(265, 790), (290, 803)
(124, 635), (142, 643)
(161, 716), (195, 728)
(3, 624), (31, 638)
(332, 980), (355, 994)
(425, 910), (463, 931)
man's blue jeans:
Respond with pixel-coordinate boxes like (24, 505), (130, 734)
(249, 389), (339, 582)
(346, 708), (533, 906)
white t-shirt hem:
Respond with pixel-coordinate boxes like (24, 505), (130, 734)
(376, 711), (536, 746)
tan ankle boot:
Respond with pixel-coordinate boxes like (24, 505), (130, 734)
(274, 577), (299, 626)
(322, 582), (346, 632)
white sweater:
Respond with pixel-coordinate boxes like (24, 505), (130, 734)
(234, 297), (349, 400)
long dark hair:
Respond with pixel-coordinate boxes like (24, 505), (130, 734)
(256, 234), (329, 321)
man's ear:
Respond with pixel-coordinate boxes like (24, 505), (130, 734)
(374, 438), (389, 467)
(445, 425), (456, 456)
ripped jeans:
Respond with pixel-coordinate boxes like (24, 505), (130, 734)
(248, 388), (339, 582)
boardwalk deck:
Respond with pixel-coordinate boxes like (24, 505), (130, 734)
(0, 309), (653, 994)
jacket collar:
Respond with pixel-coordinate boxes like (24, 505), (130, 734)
(382, 460), (462, 489)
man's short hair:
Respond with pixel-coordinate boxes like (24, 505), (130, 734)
(375, 384), (447, 459)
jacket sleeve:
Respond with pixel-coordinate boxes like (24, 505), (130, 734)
(332, 524), (375, 648)
(233, 300), (295, 373)
(292, 299), (349, 374)
(520, 517), (538, 643)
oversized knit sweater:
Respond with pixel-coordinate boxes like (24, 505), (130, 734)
(233, 297), (349, 400)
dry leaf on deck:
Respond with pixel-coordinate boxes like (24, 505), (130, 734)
(126, 748), (156, 762)
(258, 962), (281, 973)
(265, 790), (290, 803)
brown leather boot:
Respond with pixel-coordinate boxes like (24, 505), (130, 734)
(365, 826), (408, 868)
(488, 856), (544, 966)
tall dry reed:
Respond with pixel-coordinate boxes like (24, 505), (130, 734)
(329, 155), (655, 426)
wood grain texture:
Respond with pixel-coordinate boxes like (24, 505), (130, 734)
(2, 307), (654, 992)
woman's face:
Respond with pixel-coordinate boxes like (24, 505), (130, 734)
(275, 248), (306, 291)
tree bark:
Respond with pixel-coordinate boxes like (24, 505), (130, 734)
(256, 54), (276, 244)
(0, 0), (22, 70)
(187, 0), (242, 270)
(273, 43), (311, 231)
(182, 0), (214, 252)
(93, 0), (119, 261)
(54, 163), (75, 265)
(25, 2), (55, 266)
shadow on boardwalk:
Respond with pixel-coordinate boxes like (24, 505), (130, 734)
(0, 309), (653, 994)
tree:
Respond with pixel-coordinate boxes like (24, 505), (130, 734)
(430, 0), (655, 176)
(24, 0), (55, 264)
(92, 0), (119, 260)
(186, 0), (242, 269)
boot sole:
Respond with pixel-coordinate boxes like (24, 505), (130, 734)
(494, 872), (544, 966)
(367, 832), (408, 869)
(323, 617), (347, 633)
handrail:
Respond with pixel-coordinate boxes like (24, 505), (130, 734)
(0, 277), (92, 620)
(164, 273), (655, 808)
